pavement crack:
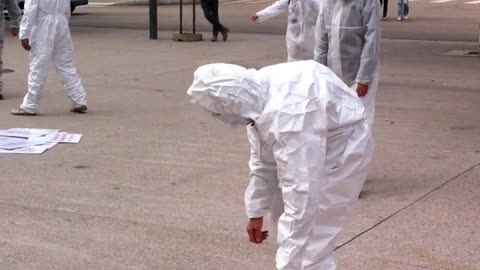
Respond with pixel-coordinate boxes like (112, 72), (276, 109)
(335, 161), (480, 251)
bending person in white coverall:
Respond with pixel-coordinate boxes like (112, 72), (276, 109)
(188, 60), (373, 270)
(12, 0), (87, 116)
(251, 0), (320, 62)
(314, 0), (381, 127)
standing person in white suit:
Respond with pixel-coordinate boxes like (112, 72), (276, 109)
(251, 0), (320, 62)
(187, 60), (373, 270)
(11, 0), (88, 116)
(315, 0), (381, 128)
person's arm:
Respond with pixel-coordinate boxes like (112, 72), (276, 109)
(19, 0), (39, 41)
(6, 0), (22, 31)
(245, 126), (278, 220)
(355, 0), (381, 86)
(272, 103), (328, 270)
(65, 2), (71, 21)
(313, 5), (328, 65)
(254, 0), (289, 22)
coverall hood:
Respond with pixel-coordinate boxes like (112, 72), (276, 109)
(187, 63), (268, 125)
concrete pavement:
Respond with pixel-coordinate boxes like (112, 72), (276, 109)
(77, 0), (480, 42)
(0, 12), (479, 270)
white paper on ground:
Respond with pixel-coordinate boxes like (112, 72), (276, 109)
(0, 128), (60, 139)
(0, 128), (82, 155)
(60, 133), (82, 144)
(0, 142), (57, 154)
(0, 136), (30, 150)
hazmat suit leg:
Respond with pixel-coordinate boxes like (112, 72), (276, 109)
(53, 34), (87, 107)
(299, 123), (371, 270)
(20, 44), (54, 113)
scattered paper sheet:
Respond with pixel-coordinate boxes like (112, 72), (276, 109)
(59, 133), (83, 144)
(0, 128), (82, 155)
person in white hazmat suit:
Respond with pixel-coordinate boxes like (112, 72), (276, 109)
(187, 60), (372, 270)
(11, 0), (88, 116)
(314, 0), (381, 127)
(0, 0), (22, 100)
(251, 0), (320, 62)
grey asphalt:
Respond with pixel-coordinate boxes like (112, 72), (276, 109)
(0, 2), (479, 270)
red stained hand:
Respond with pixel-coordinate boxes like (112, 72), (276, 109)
(21, 39), (31, 51)
(247, 217), (269, 244)
(356, 83), (369, 97)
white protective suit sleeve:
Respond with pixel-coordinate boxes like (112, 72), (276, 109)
(313, 2), (328, 66)
(356, 0), (381, 85)
(19, 0), (39, 40)
(256, 0), (289, 22)
(273, 101), (329, 270)
(244, 126), (279, 218)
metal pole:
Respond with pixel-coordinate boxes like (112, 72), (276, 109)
(179, 0), (183, 34)
(192, 0), (196, 34)
(149, 0), (158, 40)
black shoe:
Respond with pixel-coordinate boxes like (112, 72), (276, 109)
(211, 31), (218, 42)
(221, 27), (229, 41)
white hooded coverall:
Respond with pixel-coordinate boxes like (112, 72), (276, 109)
(255, 0), (320, 62)
(314, 0), (381, 127)
(188, 60), (372, 270)
(19, 0), (87, 113)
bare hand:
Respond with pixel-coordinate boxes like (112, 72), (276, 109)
(356, 83), (369, 97)
(251, 15), (259, 22)
(21, 39), (31, 51)
(247, 217), (268, 244)
(11, 27), (19, 37)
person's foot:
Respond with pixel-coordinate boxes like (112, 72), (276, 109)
(382, 17), (387, 21)
(221, 27), (230, 41)
(397, 17), (403, 21)
(71, 104), (88, 114)
(11, 108), (36, 116)
(211, 31), (218, 42)
(404, 15), (409, 19)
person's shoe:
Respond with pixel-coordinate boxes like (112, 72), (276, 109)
(71, 104), (88, 114)
(11, 108), (36, 116)
(221, 27), (230, 41)
(397, 17), (403, 21)
(211, 31), (218, 42)
(382, 17), (387, 21)
(0, 93), (3, 100)
(404, 15), (409, 20)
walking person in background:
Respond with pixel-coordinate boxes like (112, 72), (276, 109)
(397, 0), (409, 20)
(379, 0), (389, 20)
(201, 0), (230, 42)
(0, 0), (22, 100)
(251, 0), (320, 62)
(11, 0), (88, 116)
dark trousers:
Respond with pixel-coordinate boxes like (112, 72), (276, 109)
(379, 0), (388, 18)
(201, 0), (224, 33)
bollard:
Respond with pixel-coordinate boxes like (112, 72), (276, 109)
(149, 0), (158, 40)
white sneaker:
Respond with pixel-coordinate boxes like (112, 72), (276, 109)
(397, 17), (403, 21)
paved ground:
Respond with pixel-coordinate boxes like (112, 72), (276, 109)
(0, 2), (479, 270)
(74, 0), (480, 42)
